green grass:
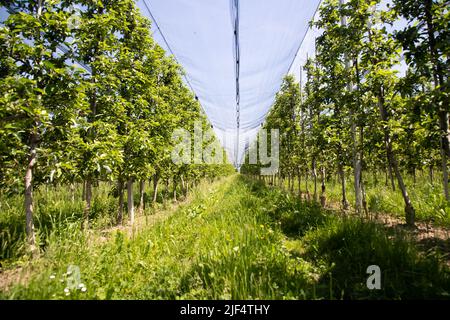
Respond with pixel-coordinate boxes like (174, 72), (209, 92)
(0, 175), (450, 299)
(301, 218), (448, 299)
(279, 171), (450, 226)
(1, 175), (449, 299)
(1, 176), (313, 299)
(0, 180), (180, 265)
(252, 177), (450, 299)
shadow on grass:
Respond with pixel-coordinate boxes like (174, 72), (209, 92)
(176, 247), (313, 299)
(302, 219), (450, 299)
(416, 237), (450, 259)
(240, 175), (450, 299)
(240, 176), (331, 237)
(0, 186), (167, 262)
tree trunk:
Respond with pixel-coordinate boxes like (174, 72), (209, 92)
(340, 0), (362, 213)
(173, 177), (177, 202)
(385, 168), (388, 187)
(359, 125), (369, 219)
(139, 179), (145, 213)
(351, 92), (363, 213)
(148, 177), (152, 200)
(320, 167), (326, 207)
(83, 178), (92, 230)
(298, 169), (302, 197)
(82, 179), (86, 201)
(439, 110), (449, 201)
(70, 182), (75, 203)
(24, 133), (37, 250)
(312, 159), (318, 202)
(378, 92), (415, 226)
(163, 179), (169, 203)
(180, 175), (186, 197)
(127, 179), (135, 225)
(429, 165), (434, 185)
(392, 159), (415, 226)
(305, 171), (310, 201)
(117, 179), (124, 225)
(361, 179), (370, 219)
(152, 174), (159, 204)
(387, 160), (396, 191)
(339, 164), (349, 210)
(424, 0), (449, 201)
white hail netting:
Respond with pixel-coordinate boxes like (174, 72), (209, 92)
(137, 0), (322, 166)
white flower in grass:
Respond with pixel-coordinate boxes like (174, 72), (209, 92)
(49, 274), (56, 280)
(81, 287), (87, 293)
(64, 287), (70, 293)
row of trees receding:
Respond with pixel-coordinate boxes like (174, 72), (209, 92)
(0, 1), (234, 251)
(241, 0), (449, 227)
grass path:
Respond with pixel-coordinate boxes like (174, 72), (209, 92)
(2, 175), (450, 299)
(3, 175), (303, 299)
(0, 177), (227, 295)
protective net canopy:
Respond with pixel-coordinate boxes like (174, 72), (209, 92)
(1, 1), (406, 167)
(137, 0), (322, 166)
